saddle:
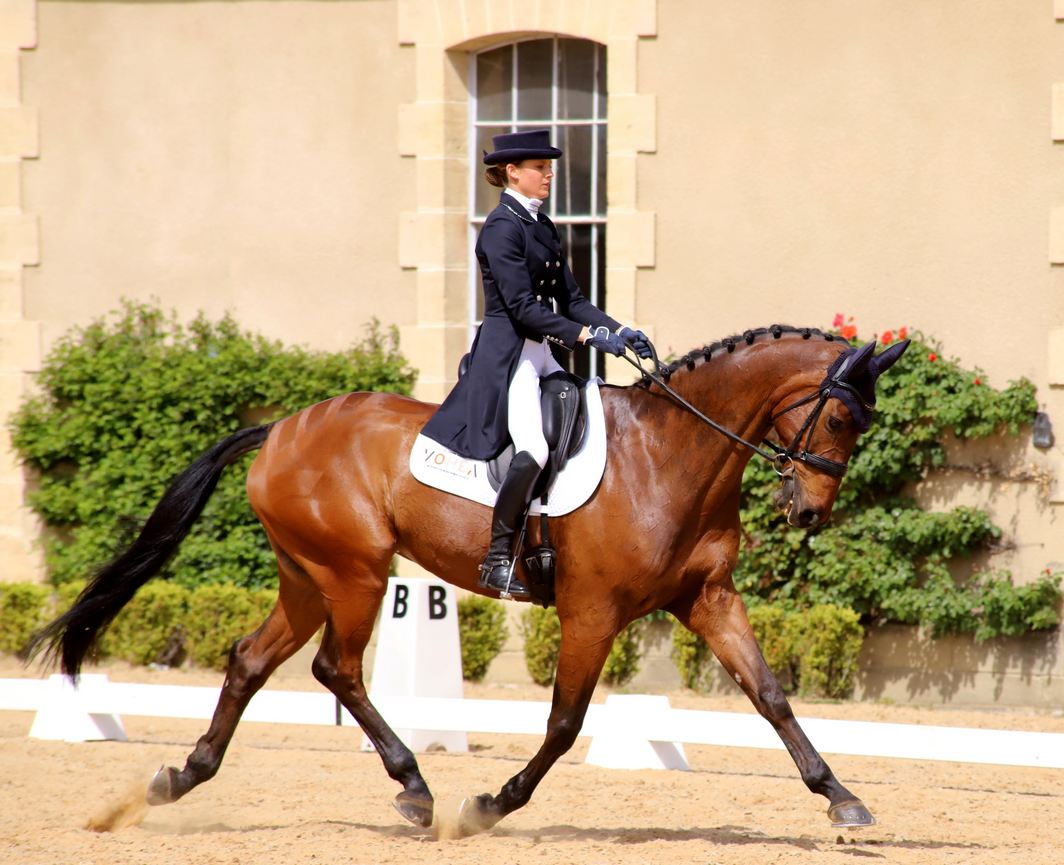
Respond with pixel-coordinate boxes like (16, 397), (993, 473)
(486, 371), (588, 497)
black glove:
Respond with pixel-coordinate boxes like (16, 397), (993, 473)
(619, 326), (653, 359)
(584, 326), (626, 356)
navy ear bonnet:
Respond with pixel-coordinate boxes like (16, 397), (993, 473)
(820, 339), (911, 432)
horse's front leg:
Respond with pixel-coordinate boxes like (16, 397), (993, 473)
(673, 580), (875, 828)
(457, 619), (615, 836)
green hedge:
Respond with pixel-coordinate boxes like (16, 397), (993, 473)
(0, 583), (51, 655)
(8, 301), (415, 591)
(1, 581), (279, 671)
(519, 606), (645, 687)
(457, 594), (508, 681)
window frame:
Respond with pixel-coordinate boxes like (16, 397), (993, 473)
(467, 37), (607, 378)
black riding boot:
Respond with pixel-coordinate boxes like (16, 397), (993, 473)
(479, 451), (541, 600)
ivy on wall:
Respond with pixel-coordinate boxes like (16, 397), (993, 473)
(734, 319), (1061, 640)
(8, 301), (416, 589)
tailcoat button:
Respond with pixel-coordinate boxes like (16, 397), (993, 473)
(555, 259), (561, 266)
(550, 279), (556, 285)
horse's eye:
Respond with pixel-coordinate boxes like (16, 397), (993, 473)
(826, 415), (844, 434)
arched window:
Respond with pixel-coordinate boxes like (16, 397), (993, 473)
(470, 37), (607, 379)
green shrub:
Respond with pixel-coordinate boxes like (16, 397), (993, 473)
(184, 583), (276, 670)
(457, 594), (508, 681)
(0, 583), (51, 655)
(671, 604), (865, 699)
(601, 620), (645, 687)
(520, 605), (561, 686)
(8, 300), (416, 591)
(793, 605), (864, 699)
(670, 622), (714, 692)
(747, 604), (797, 692)
(99, 582), (190, 665)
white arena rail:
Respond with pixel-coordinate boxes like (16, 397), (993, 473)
(2, 676), (1062, 770)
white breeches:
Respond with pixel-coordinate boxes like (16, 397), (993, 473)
(508, 338), (565, 468)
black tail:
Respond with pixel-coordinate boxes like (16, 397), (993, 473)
(26, 425), (273, 680)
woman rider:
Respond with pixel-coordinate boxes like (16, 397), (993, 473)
(421, 129), (651, 601)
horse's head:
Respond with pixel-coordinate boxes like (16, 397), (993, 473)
(768, 338), (909, 528)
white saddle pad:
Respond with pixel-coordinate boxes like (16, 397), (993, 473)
(410, 380), (607, 516)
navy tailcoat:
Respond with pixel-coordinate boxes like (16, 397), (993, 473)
(421, 193), (620, 460)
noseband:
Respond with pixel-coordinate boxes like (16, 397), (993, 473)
(623, 347), (870, 479)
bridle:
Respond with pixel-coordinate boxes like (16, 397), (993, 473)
(622, 344), (871, 479)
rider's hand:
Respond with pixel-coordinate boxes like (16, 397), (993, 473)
(618, 326), (653, 359)
(584, 326), (626, 356)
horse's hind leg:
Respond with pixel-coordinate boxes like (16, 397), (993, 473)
(672, 582), (875, 827)
(146, 566), (324, 805)
(311, 585), (435, 828)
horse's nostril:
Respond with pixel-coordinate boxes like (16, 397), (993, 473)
(799, 508), (819, 527)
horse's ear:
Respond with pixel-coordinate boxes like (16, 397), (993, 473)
(870, 339), (910, 377)
(840, 340), (877, 381)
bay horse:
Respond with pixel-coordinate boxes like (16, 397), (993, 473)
(30, 325), (908, 836)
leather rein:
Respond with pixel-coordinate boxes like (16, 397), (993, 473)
(622, 345), (870, 479)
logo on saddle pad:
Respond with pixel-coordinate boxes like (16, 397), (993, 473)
(411, 380), (607, 516)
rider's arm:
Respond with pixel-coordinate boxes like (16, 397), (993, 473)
(479, 217), (585, 351)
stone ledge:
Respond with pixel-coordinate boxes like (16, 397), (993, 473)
(0, 51), (18, 106)
(0, 212), (37, 266)
(0, 0), (36, 50)
(0, 105), (37, 158)
(0, 159), (18, 209)
(1051, 206), (1064, 263)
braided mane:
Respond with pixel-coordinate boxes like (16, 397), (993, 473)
(636, 324), (838, 387)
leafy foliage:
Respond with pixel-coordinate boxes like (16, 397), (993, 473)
(184, 584), (277, 670)
(520, 605), (562, 686)
(8, 300), (416, 590)
(99, 582), (190, 665)
(0, 583), (51, 655)
(457, 594), (509, 681)
(520, 606), (647, 687)
(600, 620), (645, 687)
(670, 623), (714, 691)
(734, 328), (1061, 640)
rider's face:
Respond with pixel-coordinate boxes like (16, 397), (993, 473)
(508, 159), (554, 201)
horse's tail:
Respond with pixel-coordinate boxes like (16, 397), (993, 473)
(26, 424), (273, 680)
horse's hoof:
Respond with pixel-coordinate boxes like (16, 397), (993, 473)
(145, 766), (176, 806)
(456, 794), (502, 838)
(828, 798), (876, 828)
(393, 791), (434, 828)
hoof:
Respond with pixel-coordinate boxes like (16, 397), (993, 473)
(393, 791), (434, 828)
(455, 794), (502, 838)
(828, 798), (876, 828)
(145, 766), (177, 806)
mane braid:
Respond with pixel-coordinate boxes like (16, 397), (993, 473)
(636, 324), (834, 387)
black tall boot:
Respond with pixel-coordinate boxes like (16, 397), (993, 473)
(479, 451), (542, 600)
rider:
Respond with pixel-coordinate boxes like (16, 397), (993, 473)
(421, 128), (651, 600)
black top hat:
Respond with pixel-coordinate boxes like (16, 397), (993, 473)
(483, 129), (563, 165)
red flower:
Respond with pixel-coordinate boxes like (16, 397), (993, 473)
(898, 326), (908, 341)
(840, 324), (857, 340)
(974, 377), (981, 386)
(928, 352), (937, 362)
(832, 313), (845, 328)
(881, 330), (894, 344)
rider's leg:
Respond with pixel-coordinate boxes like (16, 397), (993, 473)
(479, 340), (553, 598)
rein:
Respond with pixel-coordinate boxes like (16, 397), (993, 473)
(621, 343), (859, 478)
